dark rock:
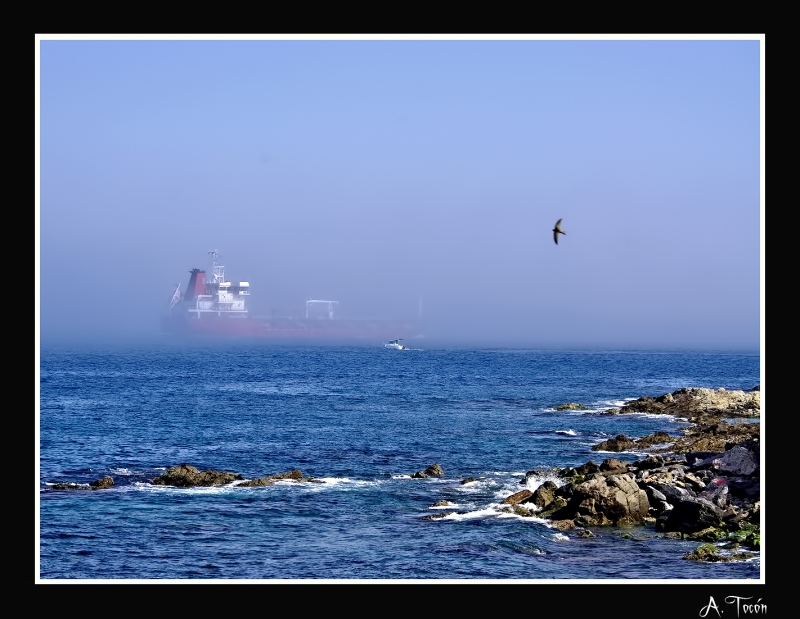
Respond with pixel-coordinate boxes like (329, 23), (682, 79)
(727, 477), (760, 501)
(682, 472), (706, 491)
(268, 469), (304, 480)
(686, 452), (721, 468)
(151, 463), (243, 487)
(420, 511), (455, 520)
(412, 463), (444, 478)
(510, 504), (536, 517)
(653, 499), (674, 516)
(551, 520), (576, 531)
(698, 478), (729, 508)
(684, 543), (755, 562)
(50, 476), (115, 491)
(651, 483), (691, 505)
(238, 469), (308, 486)
(554, 403), (589, 410)
(575, 461), (600, 475)
(633, 455), (665, 470)
(635, 432), (674, 448)
(599, 458), (628, 475)
(714, 445), (759, 476)
(90, 476), (114, 490)
(528, 481), (558, 508)
(657, 497), (723, 534)
(237, 478), (275, 487)
(548, 473), (649, 526)
(502, 489), (534, 505)
(50, 482), (91, 491)
(591, 435), (636, 452)
(537, 496), (568, 518)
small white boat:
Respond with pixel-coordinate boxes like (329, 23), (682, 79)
(384, 339), (408, 350)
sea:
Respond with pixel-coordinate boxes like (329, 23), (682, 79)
(37, 342), (762, 582)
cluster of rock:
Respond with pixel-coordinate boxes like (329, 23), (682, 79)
(50, 476), (115, 491)
(149, 464), (321, 487)
(46, 465), (321, 491)
(151, 464), (243, 487)
(618, 387), (759, 418)
(502, 386), (762, 561)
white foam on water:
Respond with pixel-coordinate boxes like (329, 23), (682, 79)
(312, 477), (376, 487)
(440, 507), (499, 521)
(137, 483), (240, 495)
(556, 429), (577, 436)
(591, 448), (649, 457)
(427, 502), (459, 510)
(521, 474), (563, 492)
(552, 533), (570, 541)
(455, 478), (494, 494)
(495, 511), (549, 522)
(109, 468), (133, 475)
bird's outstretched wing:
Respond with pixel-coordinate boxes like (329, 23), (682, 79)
(553, 218), (564, 244)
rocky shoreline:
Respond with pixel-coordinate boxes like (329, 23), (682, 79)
(502, 386), (762, 562)
(44, 385), (761, 564)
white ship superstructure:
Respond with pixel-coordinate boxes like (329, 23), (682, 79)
(183, 250), (250, 318)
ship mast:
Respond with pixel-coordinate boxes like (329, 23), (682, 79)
(208, 249), (225, 284)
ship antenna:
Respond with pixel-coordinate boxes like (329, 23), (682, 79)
(208, 249), (224, 283)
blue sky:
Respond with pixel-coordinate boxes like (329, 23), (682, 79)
(36, 36), (763, 350)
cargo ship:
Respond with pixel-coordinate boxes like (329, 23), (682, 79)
(160, 251), (421, 340)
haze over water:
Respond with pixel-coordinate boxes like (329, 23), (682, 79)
(37, 36), (762, 352)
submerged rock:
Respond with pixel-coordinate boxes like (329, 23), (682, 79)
(50, 476), (115, 491)
(420, 511), (455, 520)
(683, 543), (755, 562)
(238, 469), (306, 486)
(555, 403), (589, 411)
(50, 482), (91, 491)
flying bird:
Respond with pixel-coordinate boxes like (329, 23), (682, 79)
(552, 219), (566, 245)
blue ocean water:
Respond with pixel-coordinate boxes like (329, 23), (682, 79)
(38, 343), (761, 581)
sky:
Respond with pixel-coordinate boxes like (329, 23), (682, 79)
(36, 35), (763, 350)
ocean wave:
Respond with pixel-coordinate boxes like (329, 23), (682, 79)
(438, 507), (499, 521)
